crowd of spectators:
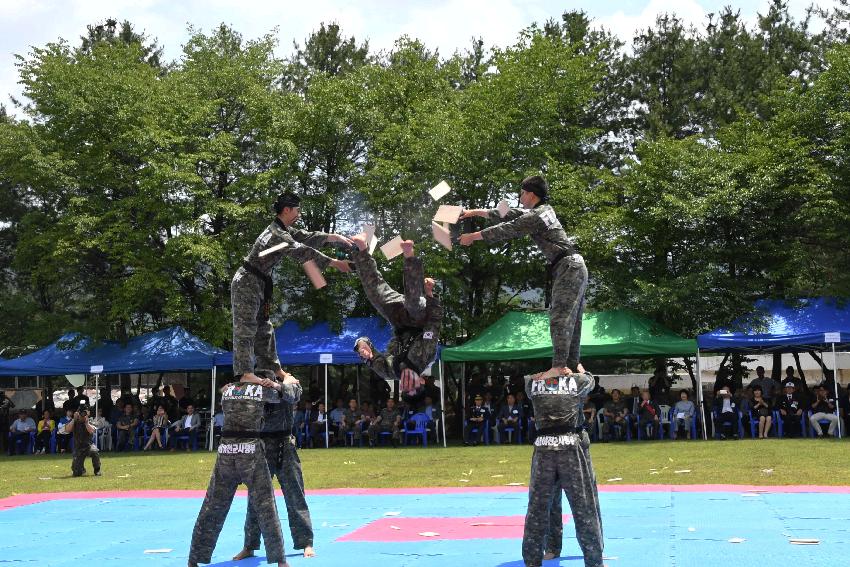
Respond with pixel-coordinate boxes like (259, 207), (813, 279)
(4, 364), (848, 454)
(4, 384), (205, 455)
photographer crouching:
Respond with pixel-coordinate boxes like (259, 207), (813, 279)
(65, 403), (101, 477)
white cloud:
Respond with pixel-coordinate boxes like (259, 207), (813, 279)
(599, 0), (708, 44)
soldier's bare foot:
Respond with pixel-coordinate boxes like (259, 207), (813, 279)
(543, 551), (558, 560)
(537, 367), (562, 380)
(424, 277), (435, 297)
(232, 548), (255, 560)
(577, 363), (586, 374)
(400, 239), (414, 258)
(303, 545), (316, 557)
(350, 234), (368, 251)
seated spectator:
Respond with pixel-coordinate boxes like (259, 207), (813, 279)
(357, 401), (375, 440)
(464, 394), (489, 446)
(581, 399), (596, 434)
(748, 366), (777, 403)
(637, 389), (661, 439)
(329, 399), (346, 445)
(672, 390), (696, 439)
(56, 409), (74, 453)
(340, 399), (359, 444)
(161, 386), (179, 421)
(89, 407), (112, 451)
(115, 404), (139, 451)
(601, 389), (628, 441)
(775, 381), (804, 438)
(35, 410), (55, 454)
(212, 408), (224, 447)
(750, 387), (773, 439)
(626, 386), (641, 418)
(8, 409), (36, 455)
(144, 406), (169, 450)
(497, 393), (523, 443)
(367, 398), (401, 447)
(516, 390), (533, 440)
(168, 404), (199, 450)
(712, 388), (740, 439)
(309, 402), (329, 447)
(809, 385), (839, 438)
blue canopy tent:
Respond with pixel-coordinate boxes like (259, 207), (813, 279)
(697, 297), (850, 438)
(212, 317), (393, 367)
(0, 333), (102, 377)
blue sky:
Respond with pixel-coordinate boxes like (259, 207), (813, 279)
(0, 0), (831, 113)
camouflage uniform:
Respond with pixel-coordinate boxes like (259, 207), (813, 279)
(481, 205), (587, 369)
(243, 378), (314, 551)
(232, 218), (334, 377)
(367, 406), (401, 445)
(70, 415), (100, 476)
(522, 372), (603, 567)
(351, 248), (442, 380)
(189, 382), (284, 565)
(340, 406), (361, 442)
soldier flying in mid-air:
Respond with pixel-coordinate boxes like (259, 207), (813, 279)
(348, 236), (442, 395)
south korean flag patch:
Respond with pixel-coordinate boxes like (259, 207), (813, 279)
(423, 331), (434, 340)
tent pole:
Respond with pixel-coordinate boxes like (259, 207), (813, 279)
(94, 373), (99, 417)
(695, 350), (707, 440)
(209, 366), (216, 451)
(833, 343), (842, 439)
(439, 360), (447, 448)
(356, 364), (361, 407)
(324, 364), (329, 448)
(461, 362), (466, 418)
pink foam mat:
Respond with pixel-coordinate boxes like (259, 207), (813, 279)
(336, 514), (571, 542)
(2, 484), (849, 510)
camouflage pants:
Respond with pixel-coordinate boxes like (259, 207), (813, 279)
(522, 434), (603, 567)
(367, 422), (400, 444)
(231, 268), (281, 378)
(189, 442), (284, 564)
(71, 444), (100, 476)
(245, 436), (314, 551)
(550, 254), (588, 369)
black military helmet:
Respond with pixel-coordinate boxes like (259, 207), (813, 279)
(520, 175), (549, 203)
(273, 191), (301, 214)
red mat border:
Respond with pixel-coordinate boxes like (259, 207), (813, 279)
(2, 484), (849, 510)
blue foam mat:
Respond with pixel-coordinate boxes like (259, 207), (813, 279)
(0, 490), (844, 566)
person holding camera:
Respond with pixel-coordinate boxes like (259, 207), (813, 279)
(65, 403), (101, 477)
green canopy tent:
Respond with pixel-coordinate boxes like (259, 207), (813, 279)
(440, 309), (700, 437)
(441, 309), (697, 362)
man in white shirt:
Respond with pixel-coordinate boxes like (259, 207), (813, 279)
(169, 404), (200, 450)
(8, 410), (36, 455)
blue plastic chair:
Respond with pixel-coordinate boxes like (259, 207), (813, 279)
(171, 428), (199, 450)
(774, 410), (807, 438)
(463, 419), (490, 445)
(403, 413), (430, 447)
(499, 422), (522, 444)
(7, 431), (35, 455)
(668, 407), (698, 440)
(806, 410), (839, 437)
(712, 409), (744, 439)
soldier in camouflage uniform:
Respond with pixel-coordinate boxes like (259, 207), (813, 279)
(460, 176), (587, 379)
(65, 403), (101, 477)
(366, 398), (402, 447)
(232, 191), (352, 383)
(188, 376), (287, 567)
(521, 364), (603, 567)
(234, 371), (316, 560)
(349, 237), (442, 394)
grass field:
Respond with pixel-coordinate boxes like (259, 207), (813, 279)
(0, 439), (846, 499)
